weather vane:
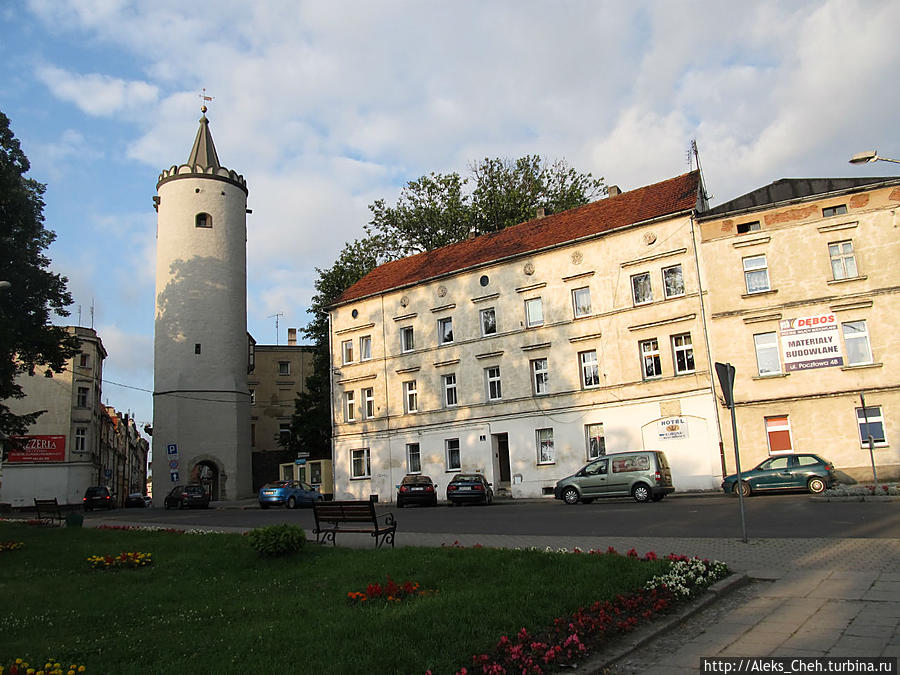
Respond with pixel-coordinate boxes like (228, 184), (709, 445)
(199, 88), (214, 114)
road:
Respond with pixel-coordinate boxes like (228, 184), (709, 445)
(87, 493), (900, 539)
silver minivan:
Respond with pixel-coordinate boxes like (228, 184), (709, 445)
(553, 451), (675, 504)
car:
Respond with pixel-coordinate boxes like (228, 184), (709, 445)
(554, 451), (675, 504)
(124, 492), (152, 508)
(83, 486), (115, 511)
(722, 453), (836, 497)
(446, 473), (493, 506)
(164, 484), (211, 509)
(258, 480), (323, 509)
(396, 474), (438, 508)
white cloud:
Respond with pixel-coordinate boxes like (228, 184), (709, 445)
(36, 65), (158, 117)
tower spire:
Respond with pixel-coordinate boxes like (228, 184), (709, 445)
(187, 90), (220, 170)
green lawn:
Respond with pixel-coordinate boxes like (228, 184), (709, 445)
(0, 523), (673, 674)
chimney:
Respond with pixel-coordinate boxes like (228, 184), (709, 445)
(536, 207), (546, 219)
(287, 328), (297, 346)
(608, 185), (621, 197)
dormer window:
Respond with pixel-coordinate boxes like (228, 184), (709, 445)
(737, 221), (760, 234)
(195, 213), (212, 228)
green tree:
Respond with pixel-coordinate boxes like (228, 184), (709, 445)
(0, 111), (80, 443)
(291, 155), (604, 456)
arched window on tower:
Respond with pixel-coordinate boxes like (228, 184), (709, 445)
(195, 212), (212, 228)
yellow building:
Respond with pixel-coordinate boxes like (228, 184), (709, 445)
(697, 177), (900, 482)
(327, 172), (727, 502)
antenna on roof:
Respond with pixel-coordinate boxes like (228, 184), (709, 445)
(690, 139), (713, 203)
(268, 312), (284, 345)
(199, 88), (214, 114)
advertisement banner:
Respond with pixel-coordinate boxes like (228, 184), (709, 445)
(658, 417), (688, 440)
(779, 314), (844, 372)
(8, 435), (66, 462)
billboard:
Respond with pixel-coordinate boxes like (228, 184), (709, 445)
(779, 314), (843, 372)
(8, 435), (66, 462)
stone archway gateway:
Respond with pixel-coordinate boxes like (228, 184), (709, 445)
(192, 460), (220, 501)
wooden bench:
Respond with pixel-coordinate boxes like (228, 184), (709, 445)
(312, 500), (397, 548)
(34, 498), (63, 526)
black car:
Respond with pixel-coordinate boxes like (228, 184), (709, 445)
(83, 486), (114, 511)
(124, 492), (152, 508)
(446, 473), (493, 506)
(396, 474), (438, 508)
(164, 484), (211, 509)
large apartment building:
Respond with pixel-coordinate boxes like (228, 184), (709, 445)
(327, 172), (726, 501)
(327, 171), (900, 502)
(697, 176), (900, 482)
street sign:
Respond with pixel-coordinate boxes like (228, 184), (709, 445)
(715, 362), (735, 408)
(168, 459), (179, 470)
(170, 471), (179, 482)
(297, 452), (310, 458)
(294, 458), (307, 465)
(167, 444), (178, 455)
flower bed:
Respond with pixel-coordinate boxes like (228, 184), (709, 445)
(87, 551), (152, 569)
(0, 540), (24, 552)
(1, 658), (86, 674)
(448, 547), (729, 675)
(347, 576), (433, 605)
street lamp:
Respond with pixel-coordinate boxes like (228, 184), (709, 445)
(0, 281), (10, 291)
(848, 150), (900, 165)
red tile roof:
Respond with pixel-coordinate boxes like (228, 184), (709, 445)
(335, 171), (701, 306)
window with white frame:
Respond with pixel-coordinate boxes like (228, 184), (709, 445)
(536, 428), (555, 464)
(362, 387), (375, 419)
(74, 427), (87, 452)
(403, 380), (418, 413)
(639, 339), (661, 379)
(579, 350), (600, 388)
(743, 254), (770, 294)
(485, 366), (502, 401)
(572, 287), (592, 318)
(585, 423), (605, 460)
(765, 415), (793, 454)
(671, 333), (695, 375)
(631, 272), (652, 305)
(341, 340), (354, 364)
(856, 405), (886, 446)
(406, 443), (421, 473)
(442, 373), (458, 407)
(76, 386), (89, 408)
(401, 326), (415, 353)
(480, 307), (497, 336)
(344, 391), (355, 422)
(842, 320), (873, 365)
(531, 358), (549, 395)
(754, 332), (781, 375)
(445, 438), (461, 471)
(829, 240), (858, 280)
(359, 335), (372, 361)
(823, 204), (848, 217)
(279, 423), (291, 445)
(662, 264), (685, 299)
(351, 448), (371, 479)
(524, 297), (543, 328)
(437, 317), (454, 345)
(278, 361), (291, 376)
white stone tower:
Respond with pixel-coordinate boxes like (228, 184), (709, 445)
(152, 109), (251, 503)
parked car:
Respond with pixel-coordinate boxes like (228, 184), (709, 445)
(83, 486), (114, 511)
(258, 480), (323, 509)
(446, 473), (493, 506)
(554, 451), (675, 504)
(396, 474), (438, 508)
(722, 453), (836, 497)
(164, 484), (211, 509)
(124, 492), (152, 508)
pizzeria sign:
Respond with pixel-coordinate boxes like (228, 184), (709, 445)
(8, 435), (66, 462)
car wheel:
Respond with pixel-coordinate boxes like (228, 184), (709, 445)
(632, 484), (651, 503)
(807, 477), (826, 494)
(287, 496), (297, 509)
(562, 487), (580, 505)
(734, 481), (751, 498)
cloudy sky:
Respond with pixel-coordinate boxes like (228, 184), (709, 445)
(2, 0), (898, 447)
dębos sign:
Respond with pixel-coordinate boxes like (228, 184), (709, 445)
(779, 313), (843, 372)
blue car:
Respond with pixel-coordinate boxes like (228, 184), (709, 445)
(258, 480), (323, 509)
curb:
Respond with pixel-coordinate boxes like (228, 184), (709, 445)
(571, 572), (750, 674)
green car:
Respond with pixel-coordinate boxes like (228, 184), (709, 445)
(722, 453), (836, 497)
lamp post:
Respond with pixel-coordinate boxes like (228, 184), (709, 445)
(848, 150), (900, 166)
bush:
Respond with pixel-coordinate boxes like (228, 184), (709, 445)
(247, 524), (306, 557)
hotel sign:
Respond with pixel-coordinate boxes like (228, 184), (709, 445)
(779, 314), (843, 372)
(8, 435), (66, 462)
